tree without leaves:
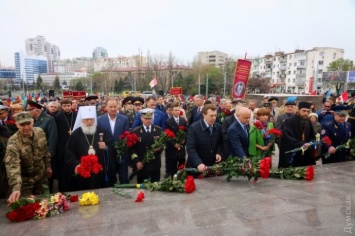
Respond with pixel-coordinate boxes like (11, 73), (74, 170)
(247, 77), (271, 93)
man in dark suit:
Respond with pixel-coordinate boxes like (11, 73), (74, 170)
(130, 109), (163, 183)
(97, 97), (130, 184)
(156, 95), (166, 113)
(132, 96), (165, 129)
(163, 103), (173, 121)
(186, 104), (223, 172)
(165, 102), (187, 177)
(188, 95), (204, 125)
(227, 107), (251, 158)
(222, 108), (237, 158)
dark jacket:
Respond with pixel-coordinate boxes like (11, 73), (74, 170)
(186, 119), (223, 168)
(222, 114), (236, 157)
(165, 116), (187, 161)
(227, 120), (249, 158)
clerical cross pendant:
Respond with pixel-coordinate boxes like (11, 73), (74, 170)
(88, 145), (96, 155)
(68, 129), (72, 135)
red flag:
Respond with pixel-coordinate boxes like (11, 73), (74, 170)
(6, 97), (11, 106)
(232, 59), (251, 99)
(36, 93), (41, 101)
(336, 91), (348, 103)
(310, 90), (317, 95)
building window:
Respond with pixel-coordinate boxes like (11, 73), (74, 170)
(273, 72), (275, 75)
(293, 79), (295, 83)
(294, 62), (297, 66)
(319, 52), (324, 56)
(289, 55), (292, 59)
(289, 63), (291, 66)
(318, 69), (323, 74)
(294, 71), (296, 74)
(288, 71), (291, 75)
(318, 61), (323, 65)
(300, 61), (305, 66)
(288, 78), (290, 82)
(273, 65), (275, 68)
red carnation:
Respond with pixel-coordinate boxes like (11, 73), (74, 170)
(178, 126), (186, 131)
(135, 191), (145, 202)
(322, 136), (332, 146)
(164, 129), (176, 139)
(179, 110), (183, 116)
(184, 176), (196, 193)
(305, 166), (314, 181)
(259, 157), (270, 179)
(70, 195), (79, 202)
(177, 164), (185, 170)
(268, 128), (282, 138)
(253, 121), (263, 130)
(6, 211), (18, 222)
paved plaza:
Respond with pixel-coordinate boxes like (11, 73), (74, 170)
(0, 158), (354, 236)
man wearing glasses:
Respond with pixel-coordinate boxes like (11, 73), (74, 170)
(4, 112), (52, 203)
(316, 101), (334, 125)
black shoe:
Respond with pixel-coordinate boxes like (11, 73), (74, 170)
(164, 173), (170, 178)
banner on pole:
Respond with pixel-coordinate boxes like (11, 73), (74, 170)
(170, 87), (183, 95)
(232, 59), (252, 99)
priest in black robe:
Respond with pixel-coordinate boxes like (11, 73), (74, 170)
(54, 99), (77, 192)
(65, 106), (117, 191)
(279, 101), (316, 168)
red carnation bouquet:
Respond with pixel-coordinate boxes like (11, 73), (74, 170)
(142, 129), (176, 164)
(76, 155), (103, 178)
(115, 131), (139, 161)
(266, 128), (282, 144)
(217, 108), (231, 124)
(270, 166), (314, 181)
(175, 125), (187, 149)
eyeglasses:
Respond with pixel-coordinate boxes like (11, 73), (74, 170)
(19, 121), (32, 127)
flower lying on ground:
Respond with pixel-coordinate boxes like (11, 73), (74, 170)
(79, 192), (100, 206)
(269, 166), (314, 181)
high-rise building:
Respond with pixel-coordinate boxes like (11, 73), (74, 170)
(250, 47), (344, 94)
(25, 35), (60, 73)
(92, 47), (108, 59)
(15, 52), (48, 85)
(197, 51), (228, 68)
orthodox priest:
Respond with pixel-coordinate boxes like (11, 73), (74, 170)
(65, 106), (116, 191)
(279, 101), (316, 168)
(54, 99), (77, 192)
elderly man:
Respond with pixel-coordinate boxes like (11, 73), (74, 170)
(46, 101), (59, 117)
(186, 104), (223, 172)
(227, 107), (251, 158)
(65, 106), (116, 191)
(321, 105), (352, 164)
(279, 101), (316, 168)
(188, 95), (204, 125)
(4, 112), (52, 203)
(275, 97), (297, 130)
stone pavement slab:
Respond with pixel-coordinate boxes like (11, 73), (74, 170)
(0, 161), (354, 236)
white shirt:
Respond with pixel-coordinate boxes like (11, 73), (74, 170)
(144, 125), (152, 132)
(108, 114), (116, 135)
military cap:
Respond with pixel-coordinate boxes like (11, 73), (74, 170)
(85, 95), (98, 101)
(263, 95), (270, 99)
(268, 97), (279, 103)
(332, 105), (351, 117)
(0, 105), (10, 114)
(132, 97), (144, 105)
(14, 112), (33, 124)
(122, 96), (134, 106)
(285, 96), (297, 106)
(140, 108), (155, 119)
(26, 100), (43, 110)
(260, 102), (272, 108)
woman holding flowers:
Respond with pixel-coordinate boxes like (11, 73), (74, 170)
(249, 108), (274, 158)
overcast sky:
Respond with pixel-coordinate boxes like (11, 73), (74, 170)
(1, 0), (355, 67)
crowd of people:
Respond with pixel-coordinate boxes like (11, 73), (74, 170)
(0, 92), (354, 204)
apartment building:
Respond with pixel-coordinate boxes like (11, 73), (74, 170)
(250, 47), (344, 94)
(197, 51), (228, 68)
(25, 35), (60, 73)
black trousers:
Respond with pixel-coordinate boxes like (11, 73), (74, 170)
(137, 169), (160, 184)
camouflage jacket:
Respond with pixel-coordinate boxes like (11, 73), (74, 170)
(4, 127), (51, 192)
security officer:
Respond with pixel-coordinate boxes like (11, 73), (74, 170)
(321, 105), (352, 164)
(130, 108), (163, 183)
(4, 112), (52, 203)
(26, 100), (57, 192)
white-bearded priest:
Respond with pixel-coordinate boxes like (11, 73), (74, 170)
(65, 106), (117, 191)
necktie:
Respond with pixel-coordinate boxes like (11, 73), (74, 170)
(209, 125), (213, 135)
(273, 109), (275, 116)
(243, 125), (248, 136)
(146, 126), (150, 133)
(340, 123), (345, 131)
(197, 107), (201, 113)
(176, 118), (179, 124)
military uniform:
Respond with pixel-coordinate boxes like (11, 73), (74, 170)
(321, 120), (351, 164)
(125, 110), (137, 129)
(130, 123), (163, 183)
(4, 127), (50, 195)
(34, 111), (58, 157)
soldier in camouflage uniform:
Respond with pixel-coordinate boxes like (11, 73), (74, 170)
(4, 112), (52, 203)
